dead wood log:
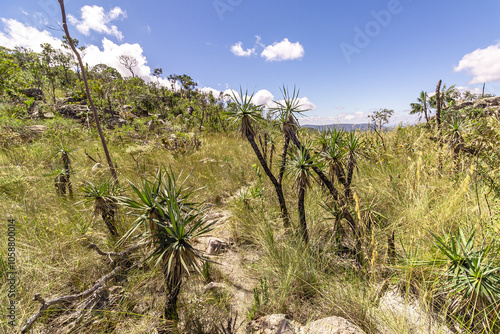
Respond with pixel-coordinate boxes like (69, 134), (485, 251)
(21, 266), (121, 333)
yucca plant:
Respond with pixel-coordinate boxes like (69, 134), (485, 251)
(429, 228), (500, 332)
(269, 86), (307, 186)
(226, 88), (290, 227)
(81, 179), (120, 237)
(54, 142), (74, 198)
(285, 143), (318, 243)
(117, 168), (192, 245)
(117, 167), (214, 319)
(54, 167), (71, 197)
(318, 129), (347, 186)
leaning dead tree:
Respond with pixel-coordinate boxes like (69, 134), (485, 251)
(58, 0), (119, 184)
(21, 267), (121, 333)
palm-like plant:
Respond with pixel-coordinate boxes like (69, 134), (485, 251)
(81, 180), (120, 237)
(318, 129), (347, 186)
(226, 88), (290, 227)
(410, 91), (430, 124)
(430, 228), (500, 332)
(54, 142), (74, 198)
(117, 167), (213, 319)
(285, 144), (317, 243)
(269, 86), (307, 186)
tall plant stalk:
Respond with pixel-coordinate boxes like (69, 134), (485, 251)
(58, 0), (119, 184)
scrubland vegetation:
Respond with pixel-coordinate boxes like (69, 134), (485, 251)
(1, 28), (500, 333)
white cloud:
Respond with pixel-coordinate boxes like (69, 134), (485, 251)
(200, 87), (224, 97)
(297, 97), (316, 111)
(454, 42), (500, 84)
(84, 38), (153, 80)
(455, 86), (482, 95)
(68, 5), (126, 41)
(253, 89), (275, 108)
(261, 38), (304, 62)
(0, 18), (63, 51)
(230, 41), (255, 57)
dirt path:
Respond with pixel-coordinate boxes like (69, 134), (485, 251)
(197, 209), (259, 333)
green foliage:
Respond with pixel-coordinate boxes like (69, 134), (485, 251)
(81, 179), (120, 237)
(116, 167), (214, 318)
(429, 228), (500, 332)
(0, 47), (24, 98)
(249, 278), (269, 319)
(369, 108), (394, 130)
(226, 88), (265, 138)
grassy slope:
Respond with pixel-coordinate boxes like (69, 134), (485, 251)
(0, 113), (498, 333)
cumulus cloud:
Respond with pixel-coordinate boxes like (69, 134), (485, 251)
(230, 36), (304, 62)
(68, 5), (126, 41)
(84, 38), (154, 79)
(454, 42), (500, 84)
(199, 87), (224, 97)
(261, 38), (304, 62)
(230, 41), (255, 57)
(0, 19), (161, 84)
(253, 89), (275, 108)
(0, 18), (63, 51)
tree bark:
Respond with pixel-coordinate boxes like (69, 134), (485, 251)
(435, 80), (442, 128)
(298, 185), (309, 243)
(278, 135), (290, 185)
(164, 280), (181, 320)
(423, 102), (429, 124)
(246, 130), (290, 227)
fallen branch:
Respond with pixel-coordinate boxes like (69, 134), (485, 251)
(85, 150), (99, 164)
(21, 266), (121, 333)
(88, 243), (146, 262)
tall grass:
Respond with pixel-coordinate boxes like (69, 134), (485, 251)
(1, 109), (499, 333)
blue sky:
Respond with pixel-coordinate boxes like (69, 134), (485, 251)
(1, 0), (500, 125)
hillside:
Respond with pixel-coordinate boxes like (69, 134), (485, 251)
(1, 43), (500, 334)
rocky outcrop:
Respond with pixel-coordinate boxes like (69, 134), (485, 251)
(374, 288), (452, 334)
(58, 104), (90, 120)
(246, 314), (301, 334)
(206, 238), (230, 255)
(26, 125), (48, 134)
(301, 317), (364, 334)
(22, 88), (44, 100)
(246, 314), (364, 334)
(453, 96), (500, 114)
(452, 101), (474, 110)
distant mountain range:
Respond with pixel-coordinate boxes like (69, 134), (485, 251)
(301, 123), (372, 131)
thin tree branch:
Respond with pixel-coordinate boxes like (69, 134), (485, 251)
(88, 243), (146, 262)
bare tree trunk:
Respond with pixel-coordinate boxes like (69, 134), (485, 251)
(424, 103), (429, 124)
(436, 80), (442, 128)
(246, 130), (290, 227)
(278, 135), (290, 185)
(298, 185), (308, 243)
(164, 280), (181, 320)
(58, 0), (119, 185)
